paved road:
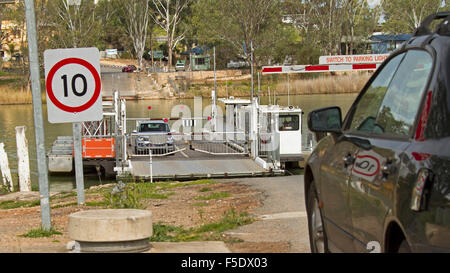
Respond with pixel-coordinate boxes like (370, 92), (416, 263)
(221, 175), (311, 253)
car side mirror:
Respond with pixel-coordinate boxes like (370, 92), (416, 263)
(132, 130), (137, 134)
(308, 106), (342, 141)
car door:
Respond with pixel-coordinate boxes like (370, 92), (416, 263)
(318, 137), (359, 252)
(344, 50), (434, 251)
(318, 52), (406, 252)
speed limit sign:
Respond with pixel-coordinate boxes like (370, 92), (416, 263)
(44, 47), (103, 123)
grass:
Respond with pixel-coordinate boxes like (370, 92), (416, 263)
(85, 201), (109, 207)
(21, 227), (62, 238)
(0, 71), (47, 105)
(275, 73), (371, 95)
(51, 202), (78, 209)
(196, 210), (252, 234)
(0, 199), (41, 210)
(0, 87), (47, 105)
(0, 179), (217, 211)
(140, 192), (174, 199)
(0, 69), (370, 105)
(195, 192), (231, 201)
(149, 209), (254, 242)
(102, 179), (217, 209)
(199, 187), (212, 192)
(185, 72), (371, 98)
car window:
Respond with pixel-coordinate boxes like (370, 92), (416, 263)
(349, 53), (405, 133)
(279, 115), (299, 131)
(375, 50), (433, 136)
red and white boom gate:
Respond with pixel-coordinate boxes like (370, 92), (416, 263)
(261, 63), (381, 75)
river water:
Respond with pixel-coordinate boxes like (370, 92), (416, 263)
(0, 93), (357, 192)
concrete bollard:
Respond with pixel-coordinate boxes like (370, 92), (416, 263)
(68, 209), (153, 253)
(0, 143), (13, 191)
(15, 126), (31, 192)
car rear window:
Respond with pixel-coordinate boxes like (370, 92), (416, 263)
(375, 50), (433, 136)
(349, 53), (405, 133)
(348, 50), (433, 137)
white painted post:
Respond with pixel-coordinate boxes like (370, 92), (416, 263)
(149, 148), (153, 183)
(73, 122), (85, 205)
(0, 143), (13, 191)
(15, 126), (31, 192)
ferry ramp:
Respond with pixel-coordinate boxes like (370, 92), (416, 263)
(127, 139), (281, 180)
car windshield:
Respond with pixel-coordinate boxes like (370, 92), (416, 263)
(139, 123), (169, 132)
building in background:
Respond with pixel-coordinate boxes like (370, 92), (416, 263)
(369, 34), (412, 54)
(0, 19), (25, 62)
(181, 46), (211, 71)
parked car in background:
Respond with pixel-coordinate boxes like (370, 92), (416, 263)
(304, 12), (450, 253)
(133, 120), (175, 155)
(227, 60), (248, 69)
(122, 65), (137, 73)
(175, 60), (186, 71)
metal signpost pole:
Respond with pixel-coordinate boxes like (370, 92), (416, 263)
(73, 122), (85, 204)
(24, 0), (51, 230)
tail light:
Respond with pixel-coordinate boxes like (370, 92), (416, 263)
(415, 91), (432, 141)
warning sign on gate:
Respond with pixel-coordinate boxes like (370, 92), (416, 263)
(44, 47), (103, 124)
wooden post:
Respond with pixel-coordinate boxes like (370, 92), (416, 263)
(0, 143), (13, 191)
(16, 126), (31, 192)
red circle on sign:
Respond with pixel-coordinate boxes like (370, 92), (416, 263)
(46, 58), (101, 113)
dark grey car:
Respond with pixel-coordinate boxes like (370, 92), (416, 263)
(304, 12), (450, 253)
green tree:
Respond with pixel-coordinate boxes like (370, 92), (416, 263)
(382, 0), (447, 33)
(118, 0), (151, 69)
(151, 0), (192, 70)
(191, 0), (291, 66)
(96, 0), (128, 51)
(46, 0), (102, 48)
(342, 0), (380, 55)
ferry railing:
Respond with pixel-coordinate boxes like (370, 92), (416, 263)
(188, 131), (249, 155)
(257, 131), (281, 168)
(127, 131), (250, 157)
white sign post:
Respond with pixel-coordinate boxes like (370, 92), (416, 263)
(44, 47), (103, 205)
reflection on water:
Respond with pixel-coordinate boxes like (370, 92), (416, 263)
(0, 93), (357, 191)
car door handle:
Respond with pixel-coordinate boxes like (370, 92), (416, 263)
(343, 154), (355, 168)
(381, 161), (396, 176)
